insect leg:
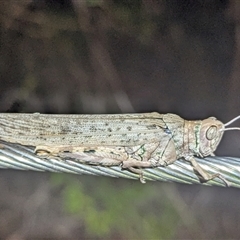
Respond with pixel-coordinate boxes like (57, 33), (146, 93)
(35, 145), (71, 157)
(121, 159), (152, 183)
(185, 156), (230, 186)
(35, 145), (128, 166)
(121, 139), (176, 182)
(121, 142), (161, 182)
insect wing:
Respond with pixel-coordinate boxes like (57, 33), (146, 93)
(0, 113), (167, 147)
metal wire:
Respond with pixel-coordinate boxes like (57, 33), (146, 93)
(0, 140), (240, 188)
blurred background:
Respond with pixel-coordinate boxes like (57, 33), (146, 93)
(0, 0), (240, 238)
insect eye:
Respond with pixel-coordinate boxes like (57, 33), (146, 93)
(206, 125), (217, 140)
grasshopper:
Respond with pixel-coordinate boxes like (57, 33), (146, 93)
(0, 112), (239, 185)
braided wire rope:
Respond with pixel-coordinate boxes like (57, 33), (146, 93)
(0, 141), (240, 187)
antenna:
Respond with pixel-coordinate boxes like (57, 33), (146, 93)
(223, 115), (240, 131)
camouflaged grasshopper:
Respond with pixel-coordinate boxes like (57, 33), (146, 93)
(0, 112), (239, 185)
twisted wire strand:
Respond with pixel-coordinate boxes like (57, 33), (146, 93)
(0, 141), (240, 187)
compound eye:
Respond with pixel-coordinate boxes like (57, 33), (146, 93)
(206, 125), (217, 140)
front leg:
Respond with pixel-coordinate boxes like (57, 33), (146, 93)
(185, 156), (230, 186)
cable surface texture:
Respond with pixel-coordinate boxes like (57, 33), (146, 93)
(0, 141), (240, 187)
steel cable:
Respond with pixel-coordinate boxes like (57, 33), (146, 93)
(0, 141), (240, 187)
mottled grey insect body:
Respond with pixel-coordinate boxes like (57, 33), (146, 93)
(0, 112), (227, 184)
